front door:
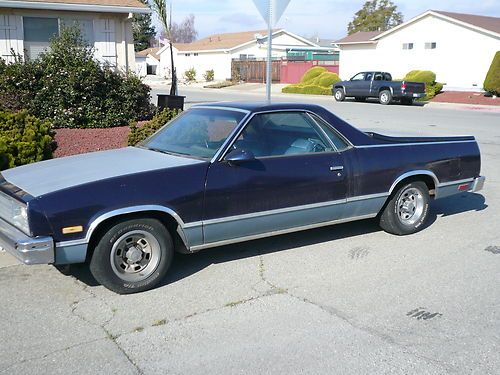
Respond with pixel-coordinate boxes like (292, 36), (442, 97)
(203, 111), (349, 245)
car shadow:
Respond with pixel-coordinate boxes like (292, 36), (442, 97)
(63, 192), (487, 289)
(343, 98), (428, 107)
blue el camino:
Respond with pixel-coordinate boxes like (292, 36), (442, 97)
(0, 102), (485, 293)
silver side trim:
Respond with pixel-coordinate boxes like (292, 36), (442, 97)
(347, 192), (390, 202)
(190, 213), (377, 251)
(356, 140), (475, 148)
(437, 178), (474, 187)
(56, 205), (187, 248)
(389, 170), (439, 194)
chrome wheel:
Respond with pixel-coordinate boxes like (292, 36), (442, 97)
(397, 187), (425, 225)
(380, 92), (389, 103)
(110, 230), (161, 282)
(335, 90), (342, 100)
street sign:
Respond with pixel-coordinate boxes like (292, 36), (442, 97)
(252, 0), (291, 101)
(252, 0), (291, 27)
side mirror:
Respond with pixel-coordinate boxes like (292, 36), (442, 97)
(224, 148), (255, 165)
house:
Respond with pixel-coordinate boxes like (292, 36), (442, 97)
(135, 46), (160, 77)
(335, 10), (500, 91)
(0, 0), (149, 71)
(157, 29), (321, 81)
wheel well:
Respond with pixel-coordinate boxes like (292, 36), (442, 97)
(379, 87), (391, 93)
(390, 175), (436, 197)
(86, 211), (188, 262)
(334, 85), (344, 90)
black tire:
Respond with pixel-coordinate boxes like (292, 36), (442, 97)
(334, 88), (345, 102)
(355, 97), (366, 102)
(89, 218), (174, 294)
(379, 90), (392, 105)
(379, 181), (430, 235)
(401, 98), (413, 105)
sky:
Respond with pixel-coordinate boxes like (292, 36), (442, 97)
(156, 0), (500, 41)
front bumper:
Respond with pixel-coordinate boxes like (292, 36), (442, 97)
(0, 216), (54, 264)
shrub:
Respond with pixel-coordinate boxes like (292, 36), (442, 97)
(128, 108), (181, 146)
(300, 67), (327, 83)
(282, 67), (340, 96)
(0, 110), (55, 170)
(203, 69), (215, 82)
(403, 70), (443, 100)
(0, 27), (155, 128)
(484, 51), (500, 95)
(184, 67), (196, 81)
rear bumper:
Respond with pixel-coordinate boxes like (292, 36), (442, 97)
(0, 217), (54, 264)
(401, 92), (426, 99)
(472, 176), (485, 192)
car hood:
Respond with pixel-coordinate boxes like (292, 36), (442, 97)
(1, 147), (205, 197)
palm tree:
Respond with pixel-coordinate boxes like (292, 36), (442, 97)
(150, 0), (177, 96)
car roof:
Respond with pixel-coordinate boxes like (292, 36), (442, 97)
(192, 101), (327, 113)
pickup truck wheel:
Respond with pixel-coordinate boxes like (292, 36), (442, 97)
(89, 218), (173, 294)
(379, 90), (392, 105)
(379, 181), (430, 235)
(334, 88), (345, 102)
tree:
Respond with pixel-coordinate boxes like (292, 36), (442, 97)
(347, 0), (403, 35)
(151, 0), (178, 96)
(132, 0), (156, 52)
(171, 14), (198, 43)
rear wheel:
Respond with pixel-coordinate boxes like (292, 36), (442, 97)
(379, 181), (430, 235)
(379, 90), (392, 105)
(89, 218), (174, 294)
(334, 88), (345, 102)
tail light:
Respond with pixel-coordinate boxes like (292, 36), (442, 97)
(401, 82), (407, 91)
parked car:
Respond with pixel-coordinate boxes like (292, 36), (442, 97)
(333, 71), (426, 105)
(0, 102), (485, 293)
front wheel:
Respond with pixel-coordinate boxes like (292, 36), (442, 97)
(334, 88), (345, 102)
(379, 90), (392, 105)
(89, 218), (174, 294)
(379, 181), (430, 235)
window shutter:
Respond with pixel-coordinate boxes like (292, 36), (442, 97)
(94, 18), (116, 67)
(0, 14), (23, 63)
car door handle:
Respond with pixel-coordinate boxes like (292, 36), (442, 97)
(329, 166), (344, 171)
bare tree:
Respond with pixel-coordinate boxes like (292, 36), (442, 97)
(166, 14), (198, 43)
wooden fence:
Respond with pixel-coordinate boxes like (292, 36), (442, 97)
(231, 60), (281, 83)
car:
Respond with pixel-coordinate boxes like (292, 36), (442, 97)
(0, 102), (485, 294)
(333, 71), (426, 105)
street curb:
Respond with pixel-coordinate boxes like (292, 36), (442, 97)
(426, 101), (500, 112)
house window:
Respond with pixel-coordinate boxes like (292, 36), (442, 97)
(185, 53), (190, 56)
(425, 42), (437, 49)
(60, 18), (94, 44)
(194, 53), (199, 56)
(23, 17), (59, 60)
(402, 43), (413, 50)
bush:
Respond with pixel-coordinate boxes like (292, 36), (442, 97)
(203, 69), (215, 82)
(184, 67), (196, 81)
(128, 108), (181, 146)
(0, 27), (155, 128)
(0, 110), (55, 170)
(403, 70), (443, 100)
(484, 51), (500, 95)
(283, 67), (340, 96)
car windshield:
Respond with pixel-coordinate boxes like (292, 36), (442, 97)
(142, 108), (246, 159)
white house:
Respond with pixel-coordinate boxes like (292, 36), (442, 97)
(157, 29), (319, 81)
(135, 46), (160, 77)
(0, 0), (149, 71)
(335, 10), (500, 91)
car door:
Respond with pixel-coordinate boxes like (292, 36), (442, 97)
(345, 72), (366, 96)
(370, 72), (384, 95)
(202, 111), (349, 245)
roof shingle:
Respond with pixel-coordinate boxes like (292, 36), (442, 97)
(334, 31), (382, 44)
(5, 0), (147, 9)
(433, 10), (500, 35)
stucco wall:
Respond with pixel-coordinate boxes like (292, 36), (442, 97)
(338, 14), (500, 90)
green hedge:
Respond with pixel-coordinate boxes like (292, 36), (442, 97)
(0, 27), (155, 129)
(0, 110), (55, 171)
(403, 70), (443, 100)
(484, 51), (500, 95)
(128, 108), (181, 146)
(283, 67), (340, 96)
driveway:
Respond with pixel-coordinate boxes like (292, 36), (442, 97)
(1, 93), (499, 374)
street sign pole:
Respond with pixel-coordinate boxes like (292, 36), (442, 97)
(252, 0), (291, 102)
(266, 0), (272, 101)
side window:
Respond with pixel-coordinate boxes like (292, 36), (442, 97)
(309, 114), (350, 152)
(365, 72), (373, 81)
(383, 73), (392, 81)
(350, 72), (365, 81)
(374, 73), (383, 81)
(233, 112), (334, 158)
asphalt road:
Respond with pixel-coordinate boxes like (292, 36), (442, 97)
(1, 87), (499, 374)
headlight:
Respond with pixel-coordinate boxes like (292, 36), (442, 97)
(0, 191), (30, 234)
